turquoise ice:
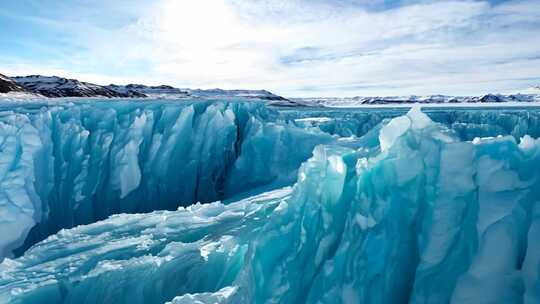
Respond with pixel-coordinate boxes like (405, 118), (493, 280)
(1, 101), (540, 303)
(0, 100), (332, 258)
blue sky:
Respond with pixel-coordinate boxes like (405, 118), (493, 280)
(1, 0), (539, 97)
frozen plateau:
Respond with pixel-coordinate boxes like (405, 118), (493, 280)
(1, 98), (540, 303)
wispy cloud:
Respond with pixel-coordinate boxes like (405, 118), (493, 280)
(0, 0), (539, 96)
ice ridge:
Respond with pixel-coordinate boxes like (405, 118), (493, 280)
(2, 106), (540, 303)
(0, 100), (332, 260)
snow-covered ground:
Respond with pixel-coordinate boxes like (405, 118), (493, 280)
(0, 91), (44, 101)
(293, 91), (540, 107)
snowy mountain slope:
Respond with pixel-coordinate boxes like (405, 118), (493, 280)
(0, 73), (27, 93)
(12, 76), (142, 98)
(105, 84), (187, 98)
(188, 88), (288, 101)
(106, 85), (289, 100)
(9, 74), (289, 101)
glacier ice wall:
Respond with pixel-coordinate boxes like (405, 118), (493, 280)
(2, 106), (540, 304)
(0, 101), (332, 259)
(287, 107), (540, 140)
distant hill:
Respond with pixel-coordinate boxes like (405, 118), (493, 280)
(292, 93), (540, 107)
(7, 73), (538, 106)
(12, 75), (141, 98)
(8, 74), (288, 101)
(0, 73), (27, 93)
(104, 84), (189, 98)
(187, 88), (288, 101)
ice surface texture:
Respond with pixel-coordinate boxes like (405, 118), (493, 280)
(2, 104), (540, 303)
(0, 100), (332, 259)
(286, 107), (540, 140)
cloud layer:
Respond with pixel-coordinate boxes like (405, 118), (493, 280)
(1, 0), (539, 97)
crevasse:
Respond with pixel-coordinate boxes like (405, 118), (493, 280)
(3, 101), (539, 260)
(0, 100), (332, 259)
(1, 105), (540, 303)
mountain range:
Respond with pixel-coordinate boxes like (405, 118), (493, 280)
(2, 74), (288, 101)
(1, 73), (540, 106)
(292, 91), (540, 107)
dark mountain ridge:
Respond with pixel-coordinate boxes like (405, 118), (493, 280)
(9, 74), (288, 101)
(0, 73), (27, 93)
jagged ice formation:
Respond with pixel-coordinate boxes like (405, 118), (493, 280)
(285, 107), (540, 140)
(0, 100), (332, 259)
(1, 102), (540, 303)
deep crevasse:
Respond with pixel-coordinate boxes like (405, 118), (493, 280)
(0, 101), (333, 259)
(2, 106), (540, 303)
(4, 101), (540, 260)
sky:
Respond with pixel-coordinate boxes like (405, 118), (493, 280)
(0, 0), (540, 97)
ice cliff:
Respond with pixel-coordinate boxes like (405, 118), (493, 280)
(287, 107), (540, 140)
(1, 105), (540, 303)
(0, 100), (332, 259)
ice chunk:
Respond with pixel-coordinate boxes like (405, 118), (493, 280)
(379, 105), (434, 151)
(519, 134), (537, 152)
(408, 104), (432, 129)
(166, 287), (237, 304)
(379, 115), (411, 151)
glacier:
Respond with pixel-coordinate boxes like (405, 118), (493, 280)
(1, 100), (540, 303)
(0, 100), (333, 259)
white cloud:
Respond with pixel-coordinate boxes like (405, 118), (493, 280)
(3, 0), (540, 97)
